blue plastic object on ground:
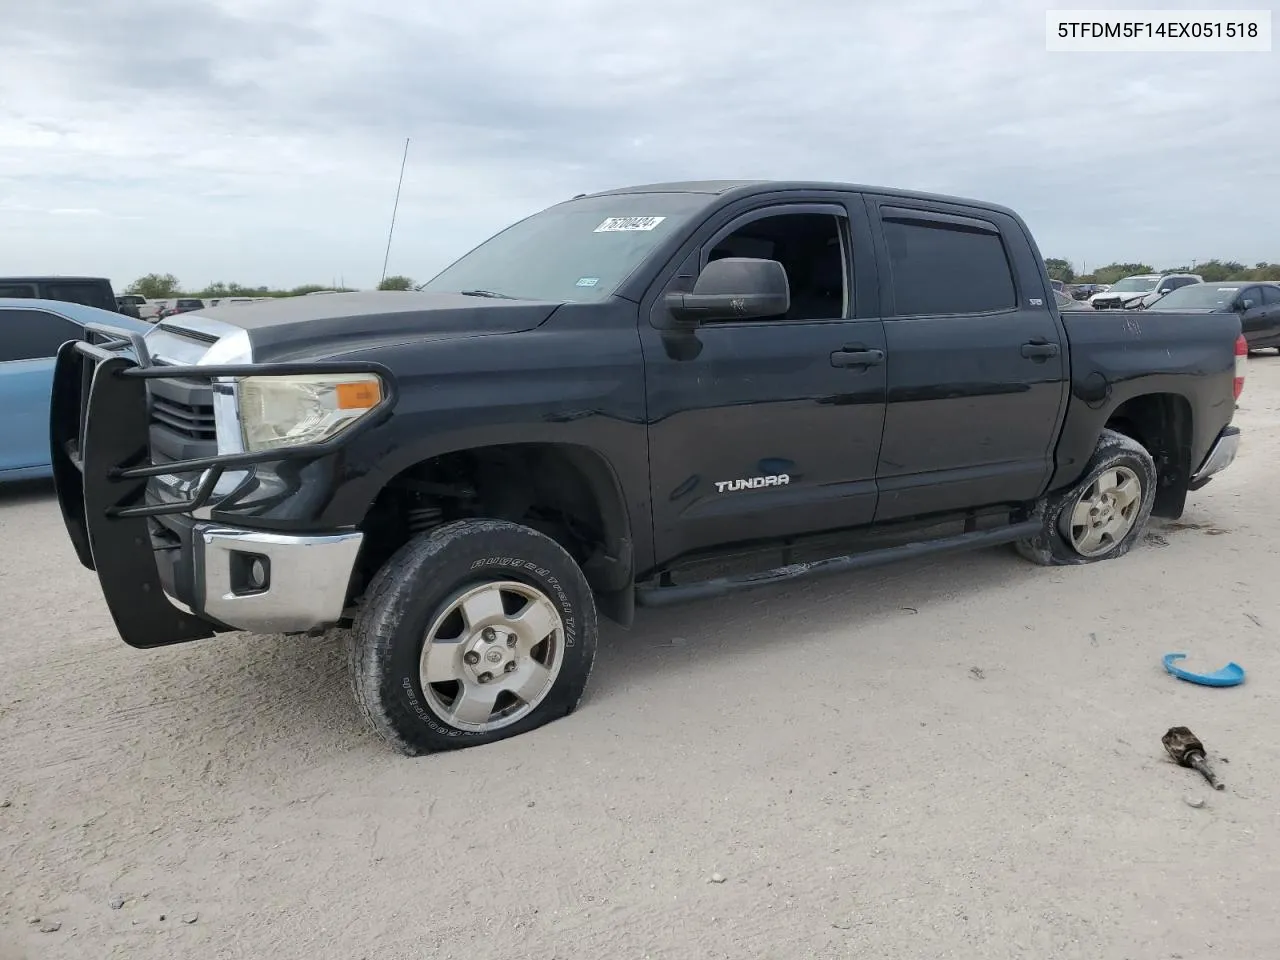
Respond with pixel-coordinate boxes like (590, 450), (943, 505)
(1163, 653), (1246, 687)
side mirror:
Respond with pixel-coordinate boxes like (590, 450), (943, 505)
(661, 257), (790, 327)
(1239, 299), (1255, 312)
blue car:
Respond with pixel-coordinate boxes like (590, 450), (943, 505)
(1, 298), (152, 482)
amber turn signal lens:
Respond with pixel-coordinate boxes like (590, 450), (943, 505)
(336, 379), (382, 410)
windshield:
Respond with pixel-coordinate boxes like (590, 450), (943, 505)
(421, 192), (710, 303)
(1149, 284), (1241, 310)
(1108, 276), (1160, 293)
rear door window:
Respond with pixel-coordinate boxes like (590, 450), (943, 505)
(0, 283), (38, 299)
(880, 213), (1018, 316)
(0, 308), (83, 362)
(1260, 285), (1280, 306)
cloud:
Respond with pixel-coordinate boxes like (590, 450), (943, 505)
(0, 0), (1275, 290)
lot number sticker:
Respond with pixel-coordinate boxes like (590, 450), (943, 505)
(594, 216), (666, 232)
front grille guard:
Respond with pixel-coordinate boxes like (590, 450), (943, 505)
(51, 320), (397, 563)
(50, 322), (397, 649)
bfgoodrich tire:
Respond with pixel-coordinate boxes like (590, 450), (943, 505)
(348, 519), (598, 755)
(1016, 428), (1158, 567)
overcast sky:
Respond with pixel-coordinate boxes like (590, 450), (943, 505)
(0, 0), (1275, 291)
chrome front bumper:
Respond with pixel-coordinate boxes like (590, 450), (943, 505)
(1189, 425), (1241, 490)
(194, 526), (364, 633)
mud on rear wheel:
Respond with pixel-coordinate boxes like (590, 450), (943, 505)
(1016, 428), (1158, 567)
(348, 518), (598, 755)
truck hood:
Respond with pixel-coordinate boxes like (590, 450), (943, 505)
(164, 291), (563, 363)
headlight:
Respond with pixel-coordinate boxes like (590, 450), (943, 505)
(237, 373), (384, 453)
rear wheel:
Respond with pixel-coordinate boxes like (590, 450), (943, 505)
(348, 519), (598, 754)
(1016, 429), (1157, 566)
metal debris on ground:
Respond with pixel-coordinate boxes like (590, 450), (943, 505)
(1163, 726), (1225, 790)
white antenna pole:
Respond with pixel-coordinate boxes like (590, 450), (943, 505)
(381, 138), (410, 285)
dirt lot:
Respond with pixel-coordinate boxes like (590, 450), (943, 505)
(3, 361), (1280, 960)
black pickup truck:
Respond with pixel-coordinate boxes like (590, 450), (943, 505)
(51, 180), (1246, 755)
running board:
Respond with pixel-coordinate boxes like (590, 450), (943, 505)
(634, 520), (1042, 608)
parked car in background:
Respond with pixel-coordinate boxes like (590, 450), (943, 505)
(136, 299), (163, 321)
(0, 276), (133, 316)
(115, 294), (146, 319)
(1090, 273), (1201, 310)
(1129, 276), (1205, 311)
(157, 297), (207, 319)
(1055, 289), (1093, 311)
(0, 298), (151, 482)
(1145, 281), (1280, 353)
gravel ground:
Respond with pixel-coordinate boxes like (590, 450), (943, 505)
(3, 360), (1280, 960)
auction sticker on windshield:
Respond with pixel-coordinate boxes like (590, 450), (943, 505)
(594, 216), (666, 232)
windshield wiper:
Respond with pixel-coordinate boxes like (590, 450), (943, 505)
(458, 288), (517, 299)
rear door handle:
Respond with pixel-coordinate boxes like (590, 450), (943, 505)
(830, 346), (885, 368)
(1020, 339), (1060, 360)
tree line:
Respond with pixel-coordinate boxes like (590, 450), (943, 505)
(1044, 259), (1280, 285)
(124, 273), (417, 299)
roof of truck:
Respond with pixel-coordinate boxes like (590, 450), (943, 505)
(0, 275), (114, 283)
(579, 180), (1020, 218)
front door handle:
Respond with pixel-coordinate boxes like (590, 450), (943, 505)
(1020, 339), (1060, 361)
(830, 346), (885, 368)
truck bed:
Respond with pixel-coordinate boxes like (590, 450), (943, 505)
(1054, 307), (1241, 498)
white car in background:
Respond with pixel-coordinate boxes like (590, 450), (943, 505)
(1090, 273), (1202, 310)
(1055, 289), (1093, 311)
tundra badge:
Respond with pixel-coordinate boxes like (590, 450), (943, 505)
(714, 474), (791, 493)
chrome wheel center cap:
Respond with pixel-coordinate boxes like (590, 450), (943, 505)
(462, 627), (518, 682)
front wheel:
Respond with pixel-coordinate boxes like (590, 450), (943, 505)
(348, 519), (599, 755)
(1016, 429), (1157, 566)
